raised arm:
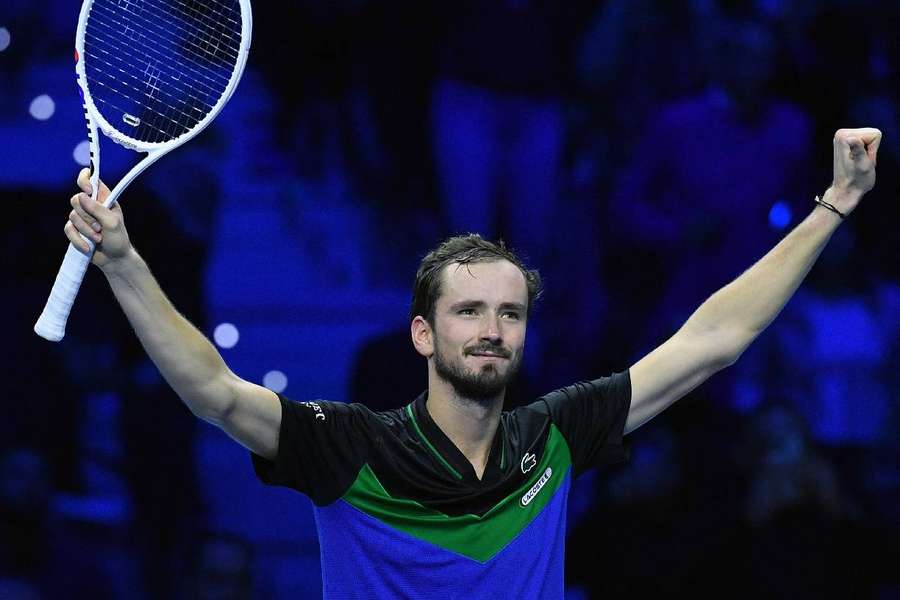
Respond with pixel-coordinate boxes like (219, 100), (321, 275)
(65, 168), (281, 458)
(625, 128), (882, 434)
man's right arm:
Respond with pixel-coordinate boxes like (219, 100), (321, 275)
(65, 169), (281, 459)
(102, 250), (282, 459)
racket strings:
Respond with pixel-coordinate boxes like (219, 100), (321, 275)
(124, 0), (240, 65)
(90, 0), (238, 92)
(90, 5), (234, 91)
(83, 68), (196, 142)
(84, 30), (218, 129)
(87, 80), (178, 140)
(84, 13), (226, 121)
(84, 0), (242, 144)
(167, 0), (241, 48)
(114, 0), (241, 60)
(84, 28), (213, 142)
(172, 0), (241, 29)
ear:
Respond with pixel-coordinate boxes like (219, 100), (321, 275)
(410, 316), (434, 358)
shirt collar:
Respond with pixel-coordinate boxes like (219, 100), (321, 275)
(408, 391), (506, 484)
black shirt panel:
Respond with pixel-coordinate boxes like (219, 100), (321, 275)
(527, 370), (632, 477)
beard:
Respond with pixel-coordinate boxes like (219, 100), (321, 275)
(433, 339), (523, 404)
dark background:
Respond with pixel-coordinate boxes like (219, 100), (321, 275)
(1, 1), (898, 598)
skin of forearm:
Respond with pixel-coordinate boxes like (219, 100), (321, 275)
(101, 248), (233, 421)
(681, 201), (842, 359)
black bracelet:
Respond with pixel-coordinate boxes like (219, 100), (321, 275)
(814, 195), (846, 219)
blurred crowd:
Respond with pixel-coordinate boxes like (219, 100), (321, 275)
(2, 0), (899, 598)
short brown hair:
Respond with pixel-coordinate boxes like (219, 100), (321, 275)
(410, 234), (543, 325)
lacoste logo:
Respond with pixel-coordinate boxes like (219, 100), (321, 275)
(521, 452), (537, 474)
(520, 467), (553, 507)
(301, 401), (326, 421)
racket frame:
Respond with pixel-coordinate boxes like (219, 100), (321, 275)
(34, 0), (252, 342)
(74, 0), (253, 156)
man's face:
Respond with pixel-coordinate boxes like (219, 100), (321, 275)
(430, 260), (528, 402)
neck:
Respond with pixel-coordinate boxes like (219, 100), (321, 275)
(426, 377), (503, 478)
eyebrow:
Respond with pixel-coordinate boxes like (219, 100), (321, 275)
(448, 300), (526, 312)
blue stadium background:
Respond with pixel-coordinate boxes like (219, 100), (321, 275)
(2, 1), (899, 598)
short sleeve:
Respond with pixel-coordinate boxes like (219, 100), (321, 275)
(250, 394), (372, 506)
(531, 370), (631, 476)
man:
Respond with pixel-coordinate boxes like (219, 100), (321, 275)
(63, 128), (881, 598)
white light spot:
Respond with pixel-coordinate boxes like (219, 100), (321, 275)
(213, 323), (239, 349)
(73, 140), (91, 166)
(29, 94), (55, 120)
(262, 370), (287, 393)
(0, 28), (10, 52)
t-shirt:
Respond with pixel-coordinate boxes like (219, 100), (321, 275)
(251, 370), (631, 599)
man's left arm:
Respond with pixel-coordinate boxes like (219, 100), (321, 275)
(625, 127), (882, 434)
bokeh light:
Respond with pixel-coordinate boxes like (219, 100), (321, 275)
(768, 200), (792, 230)
(213, 322), (239, 348)
(72, 140), (91, 166)
(29, 94), (55, 120)
(262, 370), (287, 393)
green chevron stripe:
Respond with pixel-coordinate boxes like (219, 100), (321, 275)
(341, 424), (572, 563)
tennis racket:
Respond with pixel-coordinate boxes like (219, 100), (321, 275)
(34, 0), (252, 341)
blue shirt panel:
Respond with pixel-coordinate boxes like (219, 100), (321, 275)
(314, 468), (572, 599)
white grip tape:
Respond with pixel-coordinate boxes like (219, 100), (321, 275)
(33, 239), (94, 342)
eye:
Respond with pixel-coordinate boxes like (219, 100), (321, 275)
(458, 308), (476, 316)
(502, 311), (521, 320)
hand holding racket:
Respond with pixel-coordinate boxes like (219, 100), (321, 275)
(66, 169), (130, 270)
(35, 0), (252, 341)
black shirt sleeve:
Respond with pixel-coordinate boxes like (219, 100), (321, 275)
(250, 394), (372, 506)
(531, 370), (632, 476)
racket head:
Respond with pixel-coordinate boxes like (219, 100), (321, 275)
(75, 0), (252, 154)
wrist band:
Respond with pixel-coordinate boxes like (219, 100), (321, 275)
(814, 195), (846, 220)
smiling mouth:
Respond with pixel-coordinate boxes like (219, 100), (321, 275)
(466, 343), (511, 359)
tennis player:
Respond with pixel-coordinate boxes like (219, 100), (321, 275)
(64, 128), (880, 598)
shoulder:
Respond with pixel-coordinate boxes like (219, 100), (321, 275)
(505, 371), (631, 428)
(537, 371), (631, 407)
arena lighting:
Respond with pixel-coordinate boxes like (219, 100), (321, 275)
(768, 199), (792, 230)
(213, 322), (240, 349)
(29, 94), (55, 120)
(73, 140), (91, 166)
(263, 370), (288, 393)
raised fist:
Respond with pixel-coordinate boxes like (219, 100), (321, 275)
(828, 128), (881, 215)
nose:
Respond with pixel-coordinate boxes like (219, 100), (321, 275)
(480, 314), (502, 343)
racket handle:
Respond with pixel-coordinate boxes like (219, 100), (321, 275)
(34, 240), (94, 342)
